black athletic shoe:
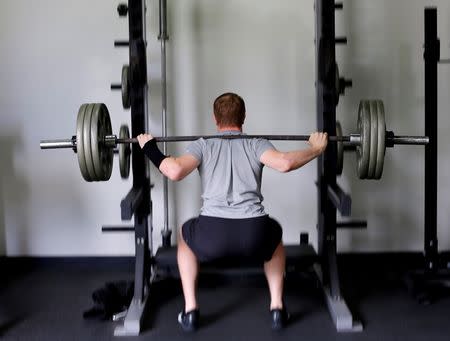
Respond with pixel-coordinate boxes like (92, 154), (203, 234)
(270, 307), (290, 330)
(177, 309), (199, 332)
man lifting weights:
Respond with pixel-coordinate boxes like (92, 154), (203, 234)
(137, 92), (328, 332)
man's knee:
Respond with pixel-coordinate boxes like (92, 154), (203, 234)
(178, 227), (188, 249)
(177, 226), (197, 261)
(266, 242), (285, 263)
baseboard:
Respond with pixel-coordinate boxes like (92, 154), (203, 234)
(0, 256), (135, 273)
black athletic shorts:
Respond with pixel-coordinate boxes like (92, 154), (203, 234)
(181, 215), (282, 264)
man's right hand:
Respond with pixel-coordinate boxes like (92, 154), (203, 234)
(308, 132), (328, 155)
(137, 133), (154, 149)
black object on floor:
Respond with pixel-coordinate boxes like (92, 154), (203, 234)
(83, 280), (134, 320)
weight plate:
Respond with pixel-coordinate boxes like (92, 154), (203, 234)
(318, 37), (333, 84)
(90, 103), (105, 181)
(374, 100), (386, 179)
(121, 65), (130, 109)
(130, 39), (147, 88)
(119, 124), (131, 179)
(357, 100), (371, 179)
(91, 104), (113, 181)
(100, 104), (113, 181)
(83, 104), (98, 181)
(76, 104), (91, 181)
(367, 101), (378, 179)
(335, 63), (340, 105)
(336, 121), (344, 175)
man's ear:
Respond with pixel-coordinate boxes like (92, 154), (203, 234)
(213, 113), (219, 126)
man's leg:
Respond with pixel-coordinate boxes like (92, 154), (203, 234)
(263, 242), (286, 310)
(177, 229), (199, 312)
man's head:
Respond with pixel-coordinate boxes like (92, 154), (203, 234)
(213, 92), (246, 129)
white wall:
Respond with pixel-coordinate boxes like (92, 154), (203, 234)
(0, 0), (449, 256)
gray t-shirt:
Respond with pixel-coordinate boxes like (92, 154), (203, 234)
(186, 131), (275, 219)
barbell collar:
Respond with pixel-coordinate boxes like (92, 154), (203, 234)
(349, 134), (361, 146)
(104, 135), (117, 148)
(385, 130), (395, 148)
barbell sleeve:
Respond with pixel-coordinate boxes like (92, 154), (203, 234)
(40, 138), (76, 149)
(390, 136), (430, 145)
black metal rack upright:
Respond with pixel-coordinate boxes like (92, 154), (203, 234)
(114, 0), (153, 336)
(314, 0), (361, 332)
(424, 7), (439, 276)
(406, 7), (450, 303)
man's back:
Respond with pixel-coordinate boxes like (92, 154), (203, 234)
(186, 131), (274, 219)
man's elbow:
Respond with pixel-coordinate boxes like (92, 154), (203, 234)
(171, 173), (185, 182)
(166, 166), (185, 181)
(277, 159), (294, 173)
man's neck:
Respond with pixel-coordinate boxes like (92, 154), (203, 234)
(217, 126), (242, 133)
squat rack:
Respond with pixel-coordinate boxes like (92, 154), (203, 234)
(113, 0), (361, 335)
(108, 0), (445, 337)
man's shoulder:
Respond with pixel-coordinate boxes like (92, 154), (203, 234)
(188, 138), (207, 147)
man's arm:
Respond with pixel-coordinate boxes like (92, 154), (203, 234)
(159, 155), (200, 181)
(260, 132), (328, 173)
(137, 133), (200, 181)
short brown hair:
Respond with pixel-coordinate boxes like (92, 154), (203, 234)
(213, 92), (246, 127)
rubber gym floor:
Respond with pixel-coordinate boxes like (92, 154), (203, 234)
(1, 254), (449, 341)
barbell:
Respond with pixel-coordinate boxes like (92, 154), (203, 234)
(40, 100), (429, 181)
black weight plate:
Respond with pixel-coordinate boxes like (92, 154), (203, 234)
(119, 124), (131, 179)
(76, 104), (91, 181)
(375, 100), (386, 180)
(336, 121), (344, 175)
(367, 101), (378, 179)
(90, 103), (105, 181)
(83, 104), (97, 180)
(357, 101), (371, 179)
(121, 65), (130, 109)
(99, 104), (113, 181)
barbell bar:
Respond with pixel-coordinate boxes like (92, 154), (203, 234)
(118, 135), (428, 145)
(40, 133), (428, 150)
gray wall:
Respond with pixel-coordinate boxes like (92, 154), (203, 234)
(1, 0), (449, 256)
